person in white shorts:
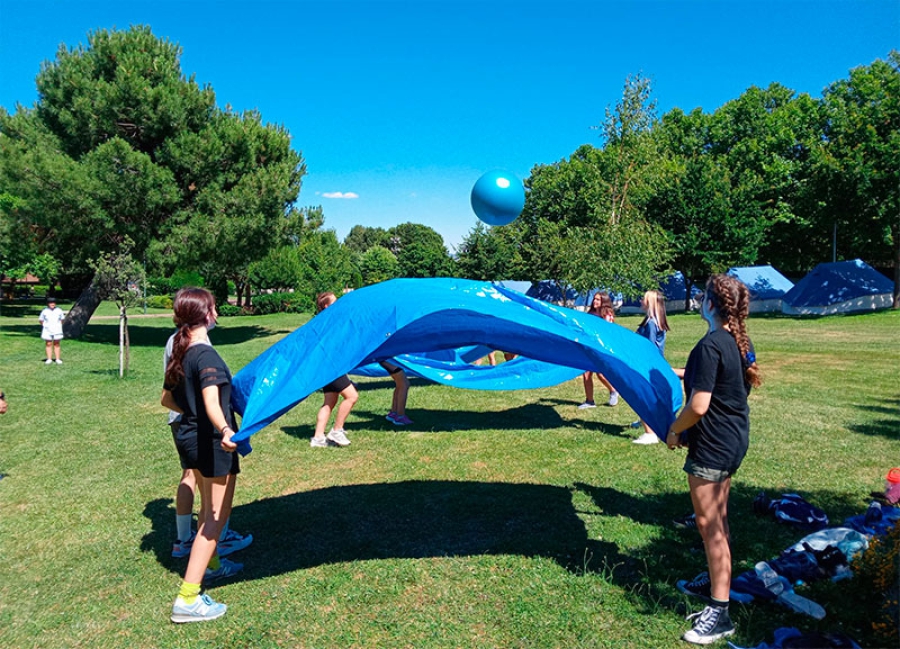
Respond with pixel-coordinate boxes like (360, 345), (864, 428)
(39, 297), (65, 365)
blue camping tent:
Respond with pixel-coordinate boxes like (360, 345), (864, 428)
(526, 280), (579, 305)
(727, 266), (794, 313)
(620, 272), (698, 313)
(782, 259), (894, 315)
(230, 278), (683, 451)
(494, 280), (533, 295)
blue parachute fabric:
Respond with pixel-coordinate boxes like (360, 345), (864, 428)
(349, 346), (494, 378)
(352, 353), (583, 390)
(231, 278), (683, 447)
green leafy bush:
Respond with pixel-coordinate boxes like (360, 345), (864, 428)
(145, 294), (173, 310)
(217, 303), (244, 317)
(852, 519), (900, 645)
(251, 292), (309, 315)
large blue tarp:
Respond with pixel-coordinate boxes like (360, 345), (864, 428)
(231, 278), (683, 448)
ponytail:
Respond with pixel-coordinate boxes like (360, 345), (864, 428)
(164, 287), (216, 387)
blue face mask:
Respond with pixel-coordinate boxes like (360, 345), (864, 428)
(700, 295), (715, 327)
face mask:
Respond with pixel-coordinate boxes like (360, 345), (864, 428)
(700, 296), (715, 327)
(206, 320), (216, 332)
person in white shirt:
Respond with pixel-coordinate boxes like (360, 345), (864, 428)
(39, 297), (65, 365)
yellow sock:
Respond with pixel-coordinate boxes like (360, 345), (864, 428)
(208, 555), (221, 571)
(178, 581), (201, 605)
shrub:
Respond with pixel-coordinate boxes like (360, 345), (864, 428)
(251, 292), (308, 315)
(145, 295), (173, 310)
(852, 519), (900, 645)
(217, 303), (244, 317)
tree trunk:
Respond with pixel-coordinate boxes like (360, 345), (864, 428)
(684, 277), (693, 313)
(893, 228), (899, 309)
(119, 305), (126, 378)
(244, 282), (252, 308)
(62, 282), (102, 339)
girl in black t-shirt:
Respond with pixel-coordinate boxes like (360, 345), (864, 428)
(666, 275), (761, 645)
(161, 288), (241, 623)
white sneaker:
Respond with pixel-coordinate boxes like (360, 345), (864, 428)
(326, 428), (351, 447)
(633, 432), (660, 445)
(171, 593), (227, 623)
(310, 436), (329, 448)
(607, 392), (619, 407)
(577, 401), (596, 410)
(55, 359), (63, 365)
(44, 359), (53, 365)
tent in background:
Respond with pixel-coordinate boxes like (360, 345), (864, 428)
(727, 265), (794, 313)
(619, 272), (697, 314)
(526, 280), (578, 305)
(494, 280), (533, 295)
(781, 259), (894, 315)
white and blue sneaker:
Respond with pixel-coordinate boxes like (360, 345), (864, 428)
(203, 557), (243, 584)
(218, 529), (253, 557)
(172, 531), (196, 558)
(171, 592), (227, 623)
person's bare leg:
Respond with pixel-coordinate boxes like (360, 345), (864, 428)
(333, 384), (359, 429)
(389, 373), (410, 416)
(314, 393), (339, 441)
(689, 475), (732, 602)
(582, 372), (594, 403)
(183, 472), (235, 585)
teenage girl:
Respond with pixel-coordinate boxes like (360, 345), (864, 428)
(579, 292), (619, 409)
(310, 292), (358, 447)
(632, 290), (670, 444)
(162, 288), (242, 623)
(666, 274), (760, 645)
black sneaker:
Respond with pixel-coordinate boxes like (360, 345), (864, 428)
(682, 605), (735, 645)
(673, 512), (697, 530)
(676, 572), (712, 603)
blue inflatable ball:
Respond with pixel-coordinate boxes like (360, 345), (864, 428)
(470, 170), (525, 226)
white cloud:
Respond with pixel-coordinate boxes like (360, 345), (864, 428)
(321, 191), (359, 199)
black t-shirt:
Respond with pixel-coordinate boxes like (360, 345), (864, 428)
(165, 343), (235, 443)
(683, 328), (753, 472)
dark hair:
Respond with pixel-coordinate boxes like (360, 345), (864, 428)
(316, 291), (336, 314)
(589, 291), (615, 321)
(164, 287), (216, 386)
(706, 274), (761, 388)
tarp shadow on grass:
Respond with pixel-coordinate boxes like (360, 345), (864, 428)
(279, 401), (631, 436)
(142, 480), (593, 580)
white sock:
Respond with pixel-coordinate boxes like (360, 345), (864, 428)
(176, 514), (193, 542)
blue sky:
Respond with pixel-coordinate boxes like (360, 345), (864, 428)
(1, 1), (896, 251)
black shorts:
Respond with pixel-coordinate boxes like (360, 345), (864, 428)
(379, 361), (403, 375)
(323, 374), (352, 394)
(174, 426), (240, 478)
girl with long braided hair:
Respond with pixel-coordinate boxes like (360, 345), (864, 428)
(665, 274), (760, 644)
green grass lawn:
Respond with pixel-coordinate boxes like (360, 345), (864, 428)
(0, 300), (897, 648)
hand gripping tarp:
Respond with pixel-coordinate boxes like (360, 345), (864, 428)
(231, 278), (683, 450)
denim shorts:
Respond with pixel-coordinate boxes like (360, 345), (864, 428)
(683, 457), (734, 483)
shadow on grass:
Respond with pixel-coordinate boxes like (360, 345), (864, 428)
(848, 397), (900, 440)
(0, 322), (282, 348)
(280, 401), (633, 437)
(141, 480), (593, 578)
(140, 478), (877, 642)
